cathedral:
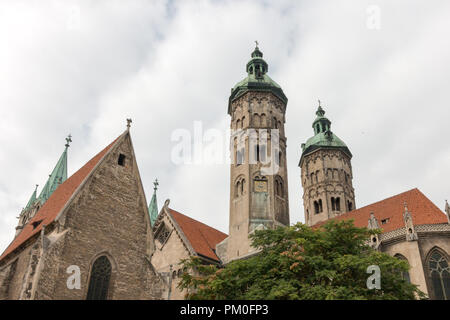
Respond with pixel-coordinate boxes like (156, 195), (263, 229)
(0, 45), (449, 300)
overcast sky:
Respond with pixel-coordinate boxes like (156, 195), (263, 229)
(1, 0), (450, 253)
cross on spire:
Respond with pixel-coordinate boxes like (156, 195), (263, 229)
(126, 118), (132, 129)
(153, 178), (159, 191)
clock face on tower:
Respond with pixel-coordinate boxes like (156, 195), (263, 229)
(254, 179), (268, 193)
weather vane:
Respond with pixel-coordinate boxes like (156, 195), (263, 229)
(65, 134), (72, 147)
(255, 40), (259, 47)
(126, 118), (132, 129)
(153, 178), (159, 191)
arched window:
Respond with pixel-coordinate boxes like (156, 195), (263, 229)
(86, 256), (112, 300)
(347, 201), (353, 211)
(253, 113), (260, 127)
(235, 181), (241, 197)
(274, 117), (278, 129)
(335, 197), (340, 211)
(394, 254), (411, 284)
(331, 197), (336, 211)
(236, 146), (245, 165)
(261, 114), (266, 126)
(318, 199), (323, 213)
(241, 116), (245, 128)
(236, 119), (240, 130)
(275, 177), (284, 197)
(241, 179), (245, 195)
(428, 249), (450, 300)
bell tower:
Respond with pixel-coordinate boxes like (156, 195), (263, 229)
(216, 44), (289, 263)
(299, 102), (355, 226)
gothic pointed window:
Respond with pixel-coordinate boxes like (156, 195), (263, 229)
(335, 197), (341, 211)
(318, 199), (323, 213)
(331, 197), (336, 211)
(86, 256), (112, 300)
(428, 249), (450, 300)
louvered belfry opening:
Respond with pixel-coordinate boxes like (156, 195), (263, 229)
(86, 255), (112, 300)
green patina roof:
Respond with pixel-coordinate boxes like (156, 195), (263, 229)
(37, 135), (71, 205)
(228, 45), (287, 114)
(299, 104), (351, 165)
(148, 179), (159, 227)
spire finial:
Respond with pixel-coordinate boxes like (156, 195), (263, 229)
(126, 118), (132, 129)
(65, 134), (72, 148)
(35, 184), (39, 192)
(153, 178), (159, 191)
(255, 40), (259, 48)
(315, 100), (325, 117)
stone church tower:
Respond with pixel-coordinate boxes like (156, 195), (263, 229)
(299, 103), (355, 226)
(217, 45), (290, 263)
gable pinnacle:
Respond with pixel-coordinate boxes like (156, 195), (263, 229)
(126, 118), (132, 129)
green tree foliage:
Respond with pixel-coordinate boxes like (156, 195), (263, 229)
(178, 220), (426, 300)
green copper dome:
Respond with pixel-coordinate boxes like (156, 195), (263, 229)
(299, 104), (351, 166)
(228, 44), (287, 114)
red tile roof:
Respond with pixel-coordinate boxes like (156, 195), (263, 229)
(0, 135), (121, 261)
(314, 188), (448, 232)
(169, 209), (227, 262)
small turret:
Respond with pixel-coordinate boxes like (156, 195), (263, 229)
(299, 101), (355, 226)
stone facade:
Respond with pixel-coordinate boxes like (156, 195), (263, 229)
(0, 131), (165, 300)
(151, 201), (226, 300)
(380, 224), (450, 299)
(151, 204), (193, 300)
